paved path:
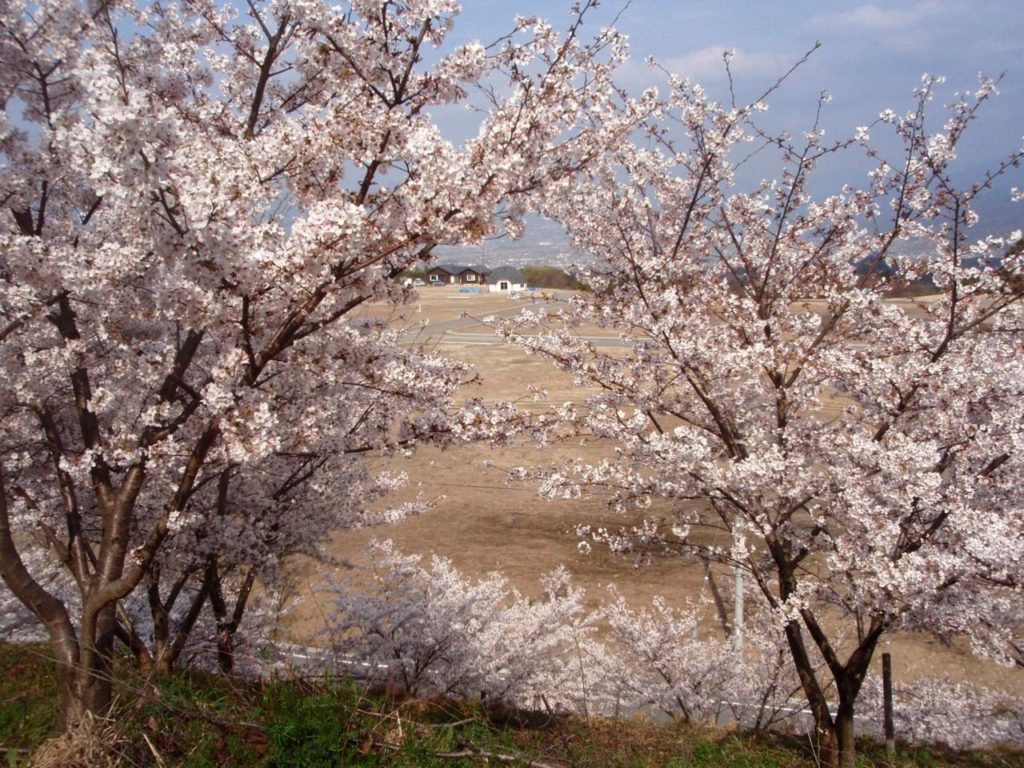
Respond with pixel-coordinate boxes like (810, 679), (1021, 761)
(401, 300), (629, 348)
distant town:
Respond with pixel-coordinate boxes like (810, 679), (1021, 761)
(433, 215), (586, 268)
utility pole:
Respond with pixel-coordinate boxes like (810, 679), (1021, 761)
(733, 565), (744, 650)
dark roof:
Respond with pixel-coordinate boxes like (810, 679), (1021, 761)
(429, 263), (469, 274)
(430, 263), (490, 275)
(486, 266), (526, 284)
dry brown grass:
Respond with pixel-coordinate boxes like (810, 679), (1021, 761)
(28, 712), (126, 768)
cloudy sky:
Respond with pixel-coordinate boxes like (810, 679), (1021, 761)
(438, 1), (1024, 260)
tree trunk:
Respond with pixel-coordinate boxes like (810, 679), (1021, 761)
(54, 655), (86, 732)
(59, 646), (111, 730)
(818, 724), (840, 768)
(0, 462), (111, 729)
(69, 602), (117, 726)
(217, 629), (236, 674)
(208, 559), (255, 675)
(805, 706), (854, 768)
(835, 701), (858, 768)
(79, 671), (112, 723)
(779, 619), (842, 767)
(801, 667), (871, 768)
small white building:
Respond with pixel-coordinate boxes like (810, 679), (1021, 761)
(486, 266), (527, 293)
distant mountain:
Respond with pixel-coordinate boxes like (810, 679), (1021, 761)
(435, 196), (1020, 269)
(435, 215), (585, 267)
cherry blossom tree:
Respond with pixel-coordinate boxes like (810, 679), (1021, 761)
(321, 539), (603, 708)
(0, 0), (637, 727)
(599, 587), (800, 730)
(320, 542), (1023, 746)
(321, 540), (799, 726)
(504, 66), (1024, 767)
(859, 675), (1023, 748)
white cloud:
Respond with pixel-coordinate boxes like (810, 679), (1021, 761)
(806, 2), (942, 34)
(618, 45), (795, 93)
(665, 45), (793, 81)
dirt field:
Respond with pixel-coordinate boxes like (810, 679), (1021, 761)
(292, 285), (1022, 696)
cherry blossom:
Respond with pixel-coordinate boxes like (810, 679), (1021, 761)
(501, 69), (1024, 767)
(320, 540), (603, 708)
(0, 0), (633, 727)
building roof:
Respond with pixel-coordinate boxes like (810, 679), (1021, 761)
(430, 263), (490, 275)
(485, 266), (526, 284)
(429, 263), (468, 274)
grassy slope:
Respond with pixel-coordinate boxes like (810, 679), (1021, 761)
(1, 645), (1021, 768)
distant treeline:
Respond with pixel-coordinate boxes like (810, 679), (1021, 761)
(401, 265), (589, 290)
(520, 266), (588, 290)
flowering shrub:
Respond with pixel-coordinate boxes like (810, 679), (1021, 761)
(321, 541), (603, 709)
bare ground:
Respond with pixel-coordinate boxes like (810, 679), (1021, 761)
(289, 285), (1023, 697)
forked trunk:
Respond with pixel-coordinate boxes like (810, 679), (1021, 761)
(781, 613), (879, 768)
(1, 465), (118, 730)
(209, 560), (256, 674)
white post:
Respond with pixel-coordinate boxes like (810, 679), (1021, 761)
(733, 565), (744, 650)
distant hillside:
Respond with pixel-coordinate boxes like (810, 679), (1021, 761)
(521, 265), (588, 290)
(434, 197), (1021, 270)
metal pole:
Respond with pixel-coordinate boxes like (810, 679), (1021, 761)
(883, 652), (895, 763)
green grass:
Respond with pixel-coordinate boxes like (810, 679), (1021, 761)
(1, 644), (1021, 768)
(0, 643), (60, 751)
